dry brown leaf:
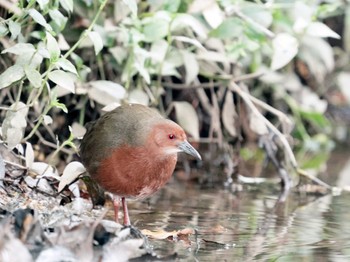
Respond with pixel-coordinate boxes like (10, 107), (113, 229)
(141, 228), (195, 240)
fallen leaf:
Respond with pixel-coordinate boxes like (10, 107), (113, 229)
(58, 161), (86, 192)
(141, 228), (194, 240)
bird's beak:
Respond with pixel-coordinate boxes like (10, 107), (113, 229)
(177, 140), (202, 160)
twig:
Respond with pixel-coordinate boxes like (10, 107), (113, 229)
(162, 81), (225, 90)
(247, 92), (292, 127)
(229, 81), (297, 168)
(34, 129), (74, 155)
(226, 6), (275, 39)
(3, 160), (27, 170)
(230, 81), (334, 191)
(162, 71), (264, 90)
(232, 71), (265, 82)
(62, 0), (108, 59)
(297, 169), (332, 189)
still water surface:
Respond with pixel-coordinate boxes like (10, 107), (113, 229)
(124, 151), (350, 261)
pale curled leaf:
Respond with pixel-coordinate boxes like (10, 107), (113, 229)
(46, 31), (61, 61)
(71, 122), (86, 138)
(306, 22), (340, 39)
(58, 161), (86, 192)
(25, 66), (42, 88)
(8, 20), (21, 40)
(4, 128), (23, 150)
(171, 14), (208, 39)
(128, 89), (149, 106)
(249, 111), (268, 135)
(173, 36), (205, 50)
(25, 142), (34, 169)
(88, 31), (103, 55)
(30, 162), (60, 179)
(28, 9), (52, 31)
(25, 176), (55, 194)
(143, 18), (169, 42)
(88, 80), (126, 106)
(2, 102), (28, 149)
(60, 0), (73, 13)
(56, 58), (78, 75)
(48, 70), (76, 93)
(271, 33), (298, 70)
(181, 50), (199, 85)
(37, 0), (49, 9)
(174, 102), (199, 140)
(222, 91), (238, 137)
(202, 1), (224, 29)
(43, 115), (53, 125)
(122, 0), (137, 17)
(0, 65), (25, 89)
(149, 40), (168, 62)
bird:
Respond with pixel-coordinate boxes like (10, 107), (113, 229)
(80, 103), (201, 225)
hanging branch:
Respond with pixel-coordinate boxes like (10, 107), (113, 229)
(229, 80), (336, 191)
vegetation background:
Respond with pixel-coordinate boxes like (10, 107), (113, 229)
(0, 0), (349, 191)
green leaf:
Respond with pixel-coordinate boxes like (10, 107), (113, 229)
(171, 14), (207, 38)
(46, 32), (61, 61)
(49, 10), (68, 30)
(51, 99), (68, 113)
(271, 33), (298, 70)
(56, 58), (78, 75)
(0, 65), (25, 89)
(143, 18), (169, 42)
(163, 0), (181, 12)
(2, 43), (36, 55)
(59, 0), (73, 13)
(36, 0), (49, 10)
(88, 80), (126, 106)
(301, 152), (329, 169)
(1, 102), (28, 149)
(24, 67), (42, 88)
(299, 110), (330, 129)
(88, 31), (103, 55)
(122, 0), (137, 17)
(181, 50), (199, 84)
(48, 70), (76, 93)
(209, 18), (243, 39)
(28, 9), (52, 31)
(0, 23), (7, 37)
(306, 22), (340, 39)
(8, 20), (21, 40)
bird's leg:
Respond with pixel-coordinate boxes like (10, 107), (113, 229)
(121, 197), (131, 226)
(112, 196), (120, 224)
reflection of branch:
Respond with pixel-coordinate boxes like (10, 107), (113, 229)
(297, 169), (332, 189)
(230, 81), (335, 191)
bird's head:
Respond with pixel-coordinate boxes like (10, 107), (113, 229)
(150, 120), (201, 160)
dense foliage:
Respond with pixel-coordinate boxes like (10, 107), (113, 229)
(0, 0), (349, 183)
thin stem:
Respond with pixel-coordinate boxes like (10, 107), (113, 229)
(62, 0), (108, 60)
(23, 104), (52, 141)
(229, 81), (297, 168)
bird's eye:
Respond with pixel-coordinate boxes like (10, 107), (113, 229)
(168, 134), (175, 140)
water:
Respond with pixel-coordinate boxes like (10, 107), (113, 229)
(122, 150), (350, 261)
